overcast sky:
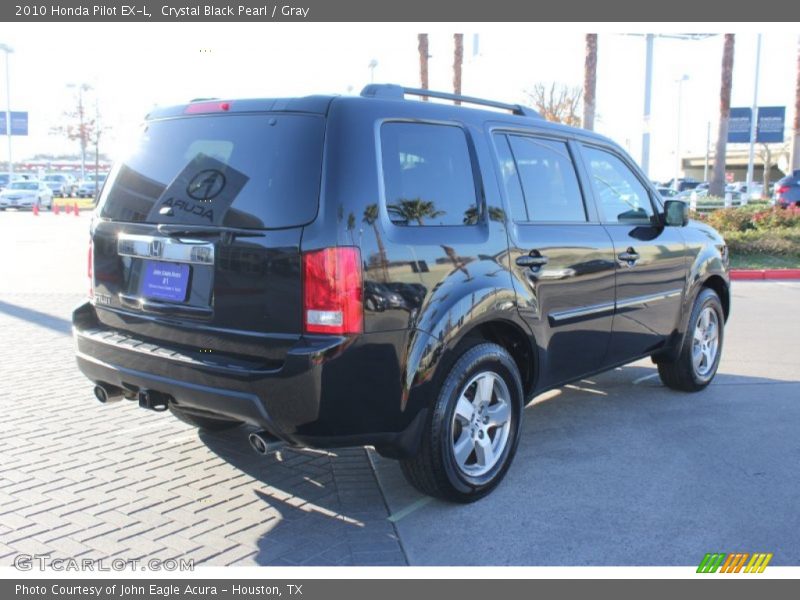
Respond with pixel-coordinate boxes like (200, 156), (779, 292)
(1, 23), (797, 181)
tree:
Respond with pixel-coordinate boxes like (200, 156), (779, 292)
(387, 198), (444, 225)
(583, 34), (598, 131)
(792, 35), (800, 172)
(710, 34), (736, 197)
(363, 204), (389, 282)
(418, 34), (429, 99)
(453, 34), (464, 104)
(525, 83), (582, 126)
(51, 83), (95, 180)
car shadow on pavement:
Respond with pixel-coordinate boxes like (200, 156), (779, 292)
(198, 428), (406, 566)
(0, 299), (73, 336)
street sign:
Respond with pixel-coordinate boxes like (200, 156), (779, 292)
(0, 111), (28, 136)
(756, 106), (785, 143)
(728, 107), (751, 143)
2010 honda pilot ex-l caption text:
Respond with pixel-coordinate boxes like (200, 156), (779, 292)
(73, 85), (730, 502)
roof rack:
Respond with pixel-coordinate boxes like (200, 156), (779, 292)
(360, 84), (540, 118)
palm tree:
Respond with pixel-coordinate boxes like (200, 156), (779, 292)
(710, 34), (736, 197)
(792, 36), (800, 172)
(453, 34), (464, 104)
(387, 198), (444, 226)
(463, 205), (506, 225)
(418, 34), (429, 99)
(363, 204), (389, 282)
(583, 34), (598, 131)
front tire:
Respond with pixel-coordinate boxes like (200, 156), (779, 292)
(658, 288), (724, 392)
(400, 343), (523, 503)
(168, 405), (242, 432)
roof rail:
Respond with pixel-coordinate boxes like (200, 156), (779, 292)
(360, 84), (540, 118)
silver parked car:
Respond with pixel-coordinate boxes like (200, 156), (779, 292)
(0, 180), (54, 210)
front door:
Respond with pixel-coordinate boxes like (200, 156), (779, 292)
(578, 144), (688, 363)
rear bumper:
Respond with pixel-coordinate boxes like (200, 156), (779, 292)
(72, 301), (426, 456)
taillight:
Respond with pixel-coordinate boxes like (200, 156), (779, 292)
(303, 247), (363, 335)
(87, 239), (94, 299)
(777, 185), (789, 195)
(184, 101), (231, 114)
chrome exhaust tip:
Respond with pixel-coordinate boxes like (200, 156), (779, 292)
(248, 430), (283, 456)
(94, 383), (123, 404)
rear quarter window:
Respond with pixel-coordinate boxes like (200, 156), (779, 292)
(98, 113), (325, 229)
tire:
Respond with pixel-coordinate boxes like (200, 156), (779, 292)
(168, 405), (242, 432)
(658, 288), (724, 392)
(400, 342), (523, 503)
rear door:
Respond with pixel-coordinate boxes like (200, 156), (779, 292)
(92, 111), (325, 363)
(578, 143), (688, 363)
(494, 132), (616, 388)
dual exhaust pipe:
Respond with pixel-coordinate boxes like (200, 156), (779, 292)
(94, 383), (281, 455)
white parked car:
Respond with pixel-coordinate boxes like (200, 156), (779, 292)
(0, 180), (54, 210)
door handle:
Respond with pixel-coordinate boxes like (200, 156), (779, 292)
(617, 247), (640, 266)
(516, 253), (549, 268)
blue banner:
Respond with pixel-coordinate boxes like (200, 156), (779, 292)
(0, 111), (28, 136)
(727, 107), (751, 143)
(756, 106), (785, 143)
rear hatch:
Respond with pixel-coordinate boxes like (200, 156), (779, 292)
(91, 106), (326, 366)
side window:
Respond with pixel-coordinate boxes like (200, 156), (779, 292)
(581, 145), (655, 224)
(380, 122), (478, 226)
(508, 136), (587, 222)
(493, 134), (528, 222)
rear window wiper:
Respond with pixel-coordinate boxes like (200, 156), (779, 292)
(156, 224), (266, 239)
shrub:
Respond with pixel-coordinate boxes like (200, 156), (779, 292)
(706, 208), (755, 232)
(751, 206), (800, 230)
(723, 228), (800, 257)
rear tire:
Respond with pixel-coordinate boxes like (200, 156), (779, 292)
(168, 405), (242, 432)
(400, 342), (523, 503)
(658, 288), (724, 392)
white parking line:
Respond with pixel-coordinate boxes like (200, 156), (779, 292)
(388, 496), (433, 523)
(633, 372), (659, 385)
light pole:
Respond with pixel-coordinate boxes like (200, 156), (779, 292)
(674, 74), (689, 189)
(0, 43), (13, 176)
(744, 34), (762, 205)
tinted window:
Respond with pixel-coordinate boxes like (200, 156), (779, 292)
(381, 122), (478, 226)
(98, 114), (324, 229)
(582, 145), (655, 224)
(493, 134), (527, 222)
(507, 136), (586, 222)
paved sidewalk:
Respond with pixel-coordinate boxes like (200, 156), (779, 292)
(0, 292), (406, 566)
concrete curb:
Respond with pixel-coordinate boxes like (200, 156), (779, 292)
(730, 269), (800, 281)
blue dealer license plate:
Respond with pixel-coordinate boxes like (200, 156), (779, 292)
(140, 261), (190, 302)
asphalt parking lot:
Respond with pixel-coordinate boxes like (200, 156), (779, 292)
(1, 210), (798, 567)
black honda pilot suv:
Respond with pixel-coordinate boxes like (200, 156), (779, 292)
(73, 85), (730, 502)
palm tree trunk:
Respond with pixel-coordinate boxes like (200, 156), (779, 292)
(710, 34), (736, 197)
(453, 34), (464, 104)
(418, 34), (429, 100)
(791, 35), (800, 172)
(372, 223), (389, 282)
(583, 34), (598, 130)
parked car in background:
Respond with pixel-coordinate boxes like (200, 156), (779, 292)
(657, 187), (678, 198)
(42, 173), (78, 197)
(663, 177), (701, 192)
(773, 171), (800, 208)
(0, 180), (53, 210)
(0, 172), (24, 192)
(730, 181), (764, 201)
(76, 173), (108, 199)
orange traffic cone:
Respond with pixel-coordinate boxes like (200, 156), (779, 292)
(65, 202), (72, 215)
(74, 201), (79, 216)
(53, 203), (60, 215)
(32, 203), (39, 216)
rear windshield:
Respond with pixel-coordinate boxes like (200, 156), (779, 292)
(98, 113), (324, 229)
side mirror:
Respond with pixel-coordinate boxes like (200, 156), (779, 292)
(664, 199), (689, 227)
